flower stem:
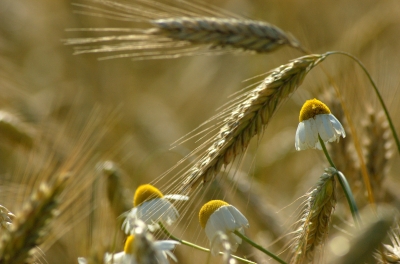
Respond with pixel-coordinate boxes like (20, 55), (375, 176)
(334, 171), (362, 228)
(233, 230), (287, 264)
(318, 136), (336, 169)
(325, 51), (400, 155)
(158, 223), (256, 264)
(318, 136), (361, 228)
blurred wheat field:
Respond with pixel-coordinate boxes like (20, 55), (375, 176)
(0, 0), (400, 263)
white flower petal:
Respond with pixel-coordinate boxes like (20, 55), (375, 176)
(310, 118), (320, 145)
(295, 122), (306, 150)
(304, 119), (317, 149)
(315, 115), (328, 142)
(229, 232), (241, 250)
(328, 114), (346, 138)
(220, 207), (238, 231)
(295, 112), (345, 150)
(104, 252), (134, 264)
(227, 206), (249, 228)
(164, 250), (178, 263)
(140, 199), (179, 225)
(210, 236), (222, 256)
(154, 240), (180, 251)
(205, 210), (226, 240)
(77, 257), (88, 264)
(154, 250), (171, 264)
(124, 199), (179, 234)
(204, 205), (248, 255)
(315, 140), (322, 150)
(122, 208), (138, 234)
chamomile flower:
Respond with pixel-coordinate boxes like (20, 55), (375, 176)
(123, 184), (188, 233)
(295, 98), (346, 151)
(105, 220), (180, 264)
(199, 200), (249, 255)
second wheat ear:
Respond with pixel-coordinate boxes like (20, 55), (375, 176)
(181, 54), (326, 191)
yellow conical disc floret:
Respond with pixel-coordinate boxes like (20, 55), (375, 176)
(199, 200), (229, 228)
(133, 184), (164, 207)
(124, 235), (135, 254)
(299, 98), (331, 122)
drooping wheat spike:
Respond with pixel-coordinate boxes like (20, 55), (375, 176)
(149, 17), (302, 53)
(0, 174), (69, 263)
(290, 167), (337, 264)
(67, 0), (305, 60)
(101, 160), (132, 218)
(362, 108), (393, 202)
(181, 54), (326, 192)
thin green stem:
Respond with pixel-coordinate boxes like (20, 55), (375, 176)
(158, 223), (256, 264)
(318, 136), (361, 228)
(318, 136), (336, 169)
(233, 231), (287, 264)
(325, 51), (400, 155)
(334, 171), (362, 228)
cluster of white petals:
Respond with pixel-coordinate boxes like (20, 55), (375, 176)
(123, 194), (188, 233)
(295, 113), (346, 151)
(204, 204), (249, 255)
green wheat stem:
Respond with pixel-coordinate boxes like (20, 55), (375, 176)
(158, 223), (256, 264)
(335, 170), (362, 228)
(318, 135), (336, 169)
(325, 51), (400, 155)
(318, 136), (361, 228)
(233, 230), (287, 264)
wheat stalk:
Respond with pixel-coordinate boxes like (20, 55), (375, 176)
(0, 174), (69, 263)
(67, 0), (305, 59)
(181, 54), (326, 192)
(290, 168), (337, 264)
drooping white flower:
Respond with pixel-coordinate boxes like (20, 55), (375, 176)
(199, 200), (249, 255)
(295, 98), (346, 151)
(105, 220), (180, 264)
(123, 184), (188, 233)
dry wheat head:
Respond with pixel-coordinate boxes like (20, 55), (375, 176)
(181, 54), (326, 192)
(0, 174), (69, 263)
(290, 167), (337, 264)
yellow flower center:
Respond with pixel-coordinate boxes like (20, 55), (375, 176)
(299, 98), (331, 122)
(133, 184), (164, 207)
(199, 200), (229, 229)
(124, 235), (135, 254)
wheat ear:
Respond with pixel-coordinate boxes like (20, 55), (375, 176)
(67, 1), (305, 59)
(149, 17), (302, 53)
(290, 168), (337, 264)
(0, 174), (69, 263)
(363, 109), (393, 202)
(181, 54), (326, 192)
